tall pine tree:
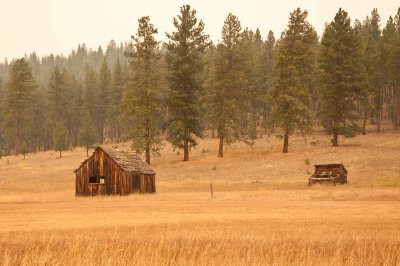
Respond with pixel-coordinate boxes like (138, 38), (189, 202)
(165, 5), (210, 161)
(97, 59), (111, 144)
(109, 58), (125, 142)
(207, 13), (251, 157)
(122, 16), (163, 164)
(4, 58), (37, 156)
(270, 8), (318, 153)
(363, 9), (384, 133)
(319, 8), (368, 146)
(261, 30), (276, 134)
(386, 8), (400, 130)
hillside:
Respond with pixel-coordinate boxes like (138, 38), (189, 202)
(0, 131), (399, 264)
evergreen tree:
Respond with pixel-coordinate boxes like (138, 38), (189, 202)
(30, 85), (46, 152)
(165, 5), (210, 161)
(48, 66), (70, 126)
(109, 58), (125, 142)
(206, 14), (251, 157)
(0, 80), (5, 154)
(68, 75), (83, 147)
(241, 28), (260, 143)
(4, 58), (36, 156)
(319, 8), (368, 146)
(53, 121), (68, 158)
(79, 111), (97, 157)
(82, 65), (99, 129)
(270, 8), (318, 153)
(122, 16), (163, 164)
(20, 142), (30, 160)
(261, 30), (276, 134)
(382, 14), (400, 130)
(97, 59), (111, 144)
(363, 9), (384, 133)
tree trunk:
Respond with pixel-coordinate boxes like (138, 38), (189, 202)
(362, 109), (367, 135)
(183, 139), (189, 161)
(283, 131), (289, 153)
(59, 149), (62, 158)
(15, 131), (20, 156)
(116, 125), (121, 143)
(212, 129), (215, 138)
(86, 146), (89, 157)
(146, 144), (150, 164)
(99, 120), (104, 144)
(270, 123), (275, 135)
(376, 108), (381, 133)
(218, 136), (224, 158)
(332, 130), (339, 147)
(263, 111), (268, 135)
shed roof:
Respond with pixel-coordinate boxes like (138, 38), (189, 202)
(74, 146), (155, 175)
(99, 146), (155, 174)
(314, 164), (345, 167)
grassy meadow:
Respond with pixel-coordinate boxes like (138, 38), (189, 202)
(0, 128), (400, 265)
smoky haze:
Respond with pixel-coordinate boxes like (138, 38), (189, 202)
(0, 0), (397, 60)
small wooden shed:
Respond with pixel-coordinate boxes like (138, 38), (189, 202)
(74, 146), (156, 196)
(309, 163), (348, 186)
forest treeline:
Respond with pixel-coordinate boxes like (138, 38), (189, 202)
(0, 5), (399, 163)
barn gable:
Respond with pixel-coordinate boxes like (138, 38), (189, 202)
(74, 146), (156, 196)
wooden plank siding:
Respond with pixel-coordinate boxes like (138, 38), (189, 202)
(74, 147), (156, 196)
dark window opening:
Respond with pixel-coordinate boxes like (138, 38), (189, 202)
(89, 176), (97, 183)
(89, 176), (106, 184)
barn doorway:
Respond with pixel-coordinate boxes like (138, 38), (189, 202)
(132, 175), (141, 192)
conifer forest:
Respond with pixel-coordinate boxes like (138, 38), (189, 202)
(1, 5), (400, 163)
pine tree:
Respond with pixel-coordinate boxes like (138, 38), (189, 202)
(382, 13), (400, 130)
(79, 111), (97, 157)
(319, 8), (368, 146)
(165, 5), (210, 161)
(97, 59), (111, 144)
(68, 75), (83, 147)
(82, 65), (99, 130)
(241, 28), (260, 143)
(363, 9), (384, 133)
(30, 85), (46, 152)
(53, 121), (68, 158)
(270, 8), (318, 153)
(122, 16), (163, 164)
(4, 58), (36, 156)
(48, 66), (70, 127)
(206, 13), (252, 157)
(20, 142), (30, 160)
(109, 58), (125, 142)
(261, 30), (276, 134)
(0, 80), (5, 154)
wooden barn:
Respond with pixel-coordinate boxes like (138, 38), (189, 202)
(74, 146), (156, 196)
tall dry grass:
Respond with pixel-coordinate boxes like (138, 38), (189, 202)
(2, 221), (399, 266)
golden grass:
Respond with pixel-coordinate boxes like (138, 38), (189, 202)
(0, 129), (400, 265)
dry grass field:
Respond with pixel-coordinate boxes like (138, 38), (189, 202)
(0, 129), (400, 265)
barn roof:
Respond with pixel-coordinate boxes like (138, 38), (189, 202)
(74, 146), (155, 174)
(99, 146), (155, 175)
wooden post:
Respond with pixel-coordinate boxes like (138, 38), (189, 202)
(210, 182), (213, 198)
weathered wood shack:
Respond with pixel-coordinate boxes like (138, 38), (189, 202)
(74, 146), (156, 196)
(309, 163), (347, 186)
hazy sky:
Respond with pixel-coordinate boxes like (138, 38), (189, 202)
(0, 0), (398, 60)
